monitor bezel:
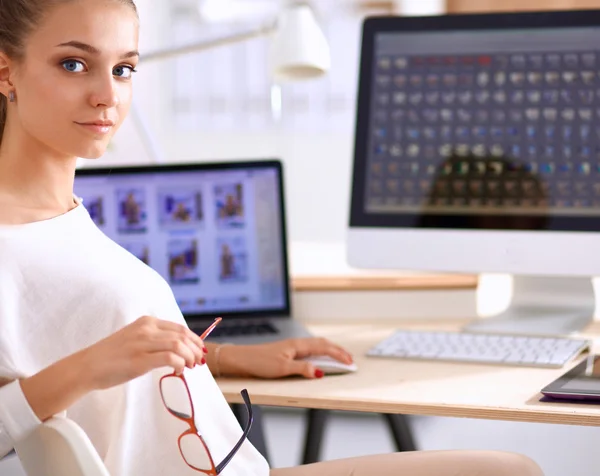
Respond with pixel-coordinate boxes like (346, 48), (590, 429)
(350, 9), (600, 233)
(74, 159), (292, 320)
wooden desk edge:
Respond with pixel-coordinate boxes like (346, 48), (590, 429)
(291, 274), (479, 292)
(221, 391), (600, 427)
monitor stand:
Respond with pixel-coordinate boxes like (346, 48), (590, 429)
(463, 276), (596, 337)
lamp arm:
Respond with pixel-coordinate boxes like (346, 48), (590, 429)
(139, 22), (276, 63)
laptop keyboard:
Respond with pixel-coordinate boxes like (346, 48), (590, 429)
(191, 320), (279, 338)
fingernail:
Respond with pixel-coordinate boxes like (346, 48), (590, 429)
(203, 346), (208, 353)
(201, 357), (206, 365)
(314, 369), (324, 379)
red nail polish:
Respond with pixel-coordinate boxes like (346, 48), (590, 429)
(201, 357), (206, 365)
(203, 346), (208, 353)
(314, 369), (324, 379)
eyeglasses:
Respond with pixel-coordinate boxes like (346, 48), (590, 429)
(159, 318), (253, 475)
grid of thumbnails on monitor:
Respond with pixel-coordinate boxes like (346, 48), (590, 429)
(74, 165), (288, 315)
(359, 25), (600, 230)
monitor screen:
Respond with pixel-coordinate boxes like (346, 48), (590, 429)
(350, 12), (600, 232)
(74, 162), (289, 318)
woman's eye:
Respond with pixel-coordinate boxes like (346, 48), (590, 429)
(61, 60), (85, 73)
(113, 65), (136, 79)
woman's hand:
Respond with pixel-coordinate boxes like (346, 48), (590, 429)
(81, 315), (208, 390)
(21, 316), (207, 423)
(215, 337), (354, 379)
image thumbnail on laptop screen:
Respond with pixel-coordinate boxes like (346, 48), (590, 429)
(73, 160), (290, 318)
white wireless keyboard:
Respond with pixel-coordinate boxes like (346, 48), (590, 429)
(367, 330), (591, 368)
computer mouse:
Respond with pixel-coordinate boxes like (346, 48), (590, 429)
(300, 355), (358, 375)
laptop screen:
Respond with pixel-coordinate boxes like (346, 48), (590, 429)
(73, 160), (290, 318)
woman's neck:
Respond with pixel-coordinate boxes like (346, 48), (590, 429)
(0, 133), (79, 223)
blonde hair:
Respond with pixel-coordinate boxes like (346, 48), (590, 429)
(0, 0), (138, 142)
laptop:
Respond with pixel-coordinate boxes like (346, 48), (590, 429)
(73, 159), (312, 344)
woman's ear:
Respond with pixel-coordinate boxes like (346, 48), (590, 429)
(0, 52), (14, 99)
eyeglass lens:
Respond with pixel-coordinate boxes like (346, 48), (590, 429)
(160, 376), (192, 420)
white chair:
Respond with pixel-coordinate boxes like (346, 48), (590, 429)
(13, 416), (109, 476)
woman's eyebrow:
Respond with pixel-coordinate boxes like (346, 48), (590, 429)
(55, 40), (139, 59)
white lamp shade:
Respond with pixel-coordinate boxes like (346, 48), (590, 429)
(269, 4), (331, 82)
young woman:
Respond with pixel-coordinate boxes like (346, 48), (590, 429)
(0, 1), (545, 475)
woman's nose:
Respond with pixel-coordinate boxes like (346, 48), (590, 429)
(89, 76), (120, 108)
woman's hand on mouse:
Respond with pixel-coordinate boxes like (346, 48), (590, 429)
(211, 338), (353, 379)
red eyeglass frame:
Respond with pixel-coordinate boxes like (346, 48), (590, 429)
(159, 317), (253, 475)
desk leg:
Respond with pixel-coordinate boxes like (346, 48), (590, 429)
(301, 409), (330, 464)
(300, 411), (416, 465)
(232, 404), (271, 464)
(383, 414), (417, 452)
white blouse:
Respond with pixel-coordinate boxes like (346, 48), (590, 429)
(0, 200), (269, 476)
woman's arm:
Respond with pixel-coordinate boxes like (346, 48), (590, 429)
(19, 352), (92, 422)
(204, 342), (222, 375)
(20, 315), (207, 421)
(0, 315), (205, 460)
(204, 342), (249, 378)
(0, 368), (86, 458)
(204, 338), (354, 379)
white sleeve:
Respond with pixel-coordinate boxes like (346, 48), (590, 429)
(0, 380), (42, 459)
(0, 429), (12, 460)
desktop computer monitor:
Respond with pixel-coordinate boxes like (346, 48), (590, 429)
(347, 10), (600, 336)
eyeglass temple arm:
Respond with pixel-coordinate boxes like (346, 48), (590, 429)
(215, 390), (253, 474)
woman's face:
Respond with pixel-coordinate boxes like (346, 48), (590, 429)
(11, 0), (139, 159)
